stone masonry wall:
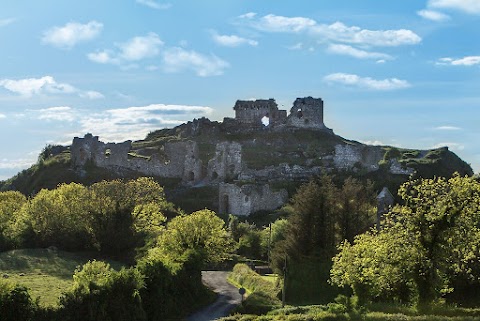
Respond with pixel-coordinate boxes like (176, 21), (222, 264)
(218, 183), (288, 216)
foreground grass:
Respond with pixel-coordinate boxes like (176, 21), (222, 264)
(0, 248), (124, 307)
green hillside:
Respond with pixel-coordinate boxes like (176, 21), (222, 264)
(0, 249), (124, 307)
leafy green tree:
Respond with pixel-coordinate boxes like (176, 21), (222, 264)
(155, 209), (235, 266)
(20, 183), (91, 250)
(331, 175), (480, 309)
(0, 191), (26, 250)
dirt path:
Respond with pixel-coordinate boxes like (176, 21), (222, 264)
(186, 271), (242, 321)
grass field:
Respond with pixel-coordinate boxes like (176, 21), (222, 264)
(0, 248), (124, 307)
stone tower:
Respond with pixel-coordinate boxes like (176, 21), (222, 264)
(376, 187), (394, 229)
(286, 97), (325, 129)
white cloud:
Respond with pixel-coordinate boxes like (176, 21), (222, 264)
(324, 73), (411, 90)
(211, 31), (258, 47)
(429, 0), (480, 14)
(434, 125), (461, 130)
(136, 0), (171, 10)
(287, 42), (303, 50)
(0, 76), (74, 96)
(432, 142), (465, 151)
(80, 91), (105, 99)
(311, 22), (421, 47)
(360, 140), (385, 146)
(0, 76), (103, 99)
(327, 44), (393, 60)
(250, 14), (317, 33)
(0, 158), (37, 170)
(88, 33), (163, 65)
(35, 106), (76, 122)
(436, 56), (480, 66)
(118, 33), (164, 60)
(238, 12), (257, 19)
(0, 113), (5, 119)
(241, 14), (421, 47)
(417, 9), (451, 21)
(0, 18), (15, 27)
(42, 21), (103, 49)
(162, 47), (229, 77)
(79, 104), (213, 142)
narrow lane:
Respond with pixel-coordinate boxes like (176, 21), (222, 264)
(186, 271), (241, 321)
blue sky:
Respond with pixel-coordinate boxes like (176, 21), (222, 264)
(0, 0), (479, 180)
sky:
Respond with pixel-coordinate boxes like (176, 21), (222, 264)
(0, 0), (479, 180)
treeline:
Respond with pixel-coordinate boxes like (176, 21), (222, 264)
(0, 177), (179, 258)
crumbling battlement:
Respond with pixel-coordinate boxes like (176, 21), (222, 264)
(230, 96), (329, 131)
(71, 134), (203, 183)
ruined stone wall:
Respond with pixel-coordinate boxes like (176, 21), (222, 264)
(287, 97), (325, 129)
(333, 144), (382, 172)
(71, 134), (203, 182)
(207, 142), (242, 181)
(218, 183), (288, 216)
(233, 99), (287, 126)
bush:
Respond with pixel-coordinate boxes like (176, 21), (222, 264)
(0, 281), (38, 321)
(59, 261), (146, 321)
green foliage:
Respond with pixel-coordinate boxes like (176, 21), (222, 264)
(155, 209), (235, 266)
(0, 281), (38, 321)
(0, 191), (27, 250)
(59, 262), (146, 321)
(331, 175), (480, 309)
(137, 249), (212, 320)
(272, 175), (376, 272)
(229, 263), (281, 315)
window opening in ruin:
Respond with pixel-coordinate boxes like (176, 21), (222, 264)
(261, 115), (270, 126)
(212, 171), (219, 180)
(188, 171), (195, 181)
(297, 109), (303, 118)
(105, 149), (111, 158)
(222, 195), (229, 214)
(244, 196), (249, 202)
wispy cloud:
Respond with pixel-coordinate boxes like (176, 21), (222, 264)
(436, 56), (480, 66)
(324, 73), (411, 90)
(163, 47), (229, 77)
(42, 21), (103, 49)
(34, 106), (76, 122)
(0, 76), (103, 99)
(79, 104), (213, 142)
(311, 22), (421, 47)
(136, 0), (171, 10)
(432, 142), (465, 151)
(0, 158), (37, 170)
(211, 30), (258, 47)
(417, 9), (451, 21)
(428, 0), (480, 14)
(0, 113), (5, 119)
(434, 125), (462, 130)
(239, 13), (421, 47)
(88, 32), (164, 65)
(0, 17), (15, 27)
(327, 44), (393, 61)
(245, 13), (316, 33)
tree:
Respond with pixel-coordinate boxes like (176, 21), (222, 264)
(0, 191), (26, 250)
(331, 175), (480, 309)
(155, 209), (235, 266)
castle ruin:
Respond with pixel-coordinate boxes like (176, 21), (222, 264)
(70, 96), (416, 216)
